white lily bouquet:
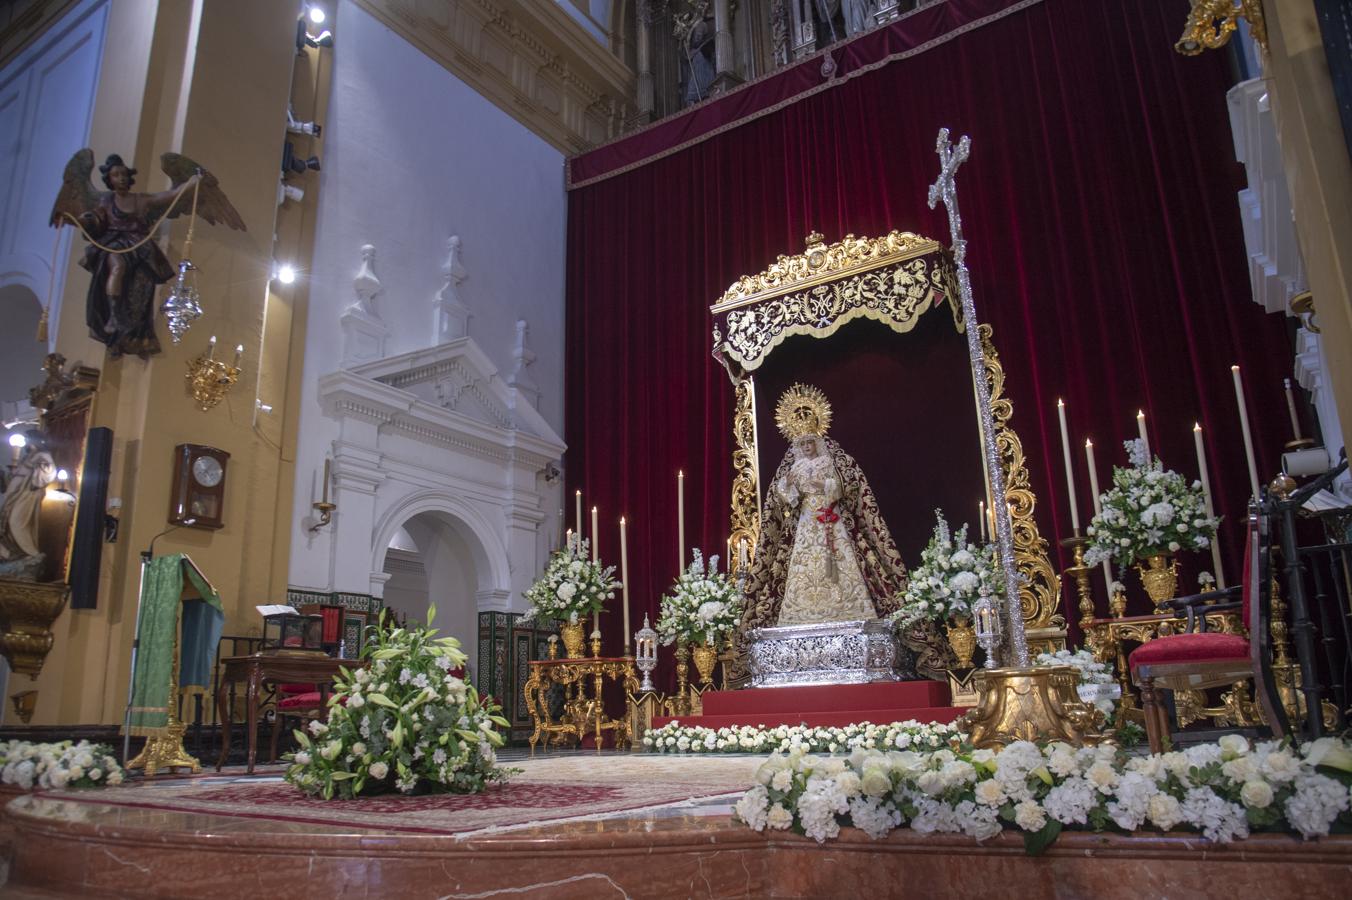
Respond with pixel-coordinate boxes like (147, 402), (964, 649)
(284, 607), (512, 800)
(656, 549), (744, 646)
(890, 510), (1003, 629)
(0, 739), (124, 790)
(1084, 440), (1218, 568)
(1034, 648), (1118, 718)
(521, 537), (619, 626)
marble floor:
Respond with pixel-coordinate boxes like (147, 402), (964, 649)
(3, 754), (1351, 899)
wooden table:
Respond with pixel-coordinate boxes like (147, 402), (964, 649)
(215, 653), (359, 774)
(523, 656), (638, 755)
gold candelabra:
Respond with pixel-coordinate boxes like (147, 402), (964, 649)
(185, 336), (242, 412)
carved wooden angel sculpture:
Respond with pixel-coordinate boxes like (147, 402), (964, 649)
(49, 150), (245, 358)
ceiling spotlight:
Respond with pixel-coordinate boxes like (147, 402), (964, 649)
(308, 6), (326, 25)
(282, 141), (321, 175)
(278, 180), (305, 206)
(277, 265), (297, 285)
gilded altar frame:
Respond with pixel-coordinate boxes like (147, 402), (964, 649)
(710, 232), (1066, 675)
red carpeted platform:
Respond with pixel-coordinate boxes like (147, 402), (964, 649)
(652, 680), (967, 730)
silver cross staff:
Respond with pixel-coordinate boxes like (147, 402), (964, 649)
(927, 127), (1029, 668)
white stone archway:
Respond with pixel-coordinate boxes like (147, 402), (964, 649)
(298, 336), (566, 639)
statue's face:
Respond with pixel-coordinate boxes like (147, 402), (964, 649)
(108, 166), (131, 191)
(796, 437), (821, 458)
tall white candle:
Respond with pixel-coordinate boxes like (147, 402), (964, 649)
(575, 489), (583, 536)
(738, 537), (748, 571)
(591, 505), (600, 641)
(565, 527), (573, 553)
(979, 500), (987, 542)
(1231, 365), (1261, 497)
(1085, 439), (1113, 587)
(1137, 410), (1151, 462)
(591, 506), (599, 562)
(1193, 423), (1226, 588)
(620, 516), (630, 651)
(1284, 378), (1303, 441)
(1057, 399), (1080, 533)
(677, 470), (686, 573)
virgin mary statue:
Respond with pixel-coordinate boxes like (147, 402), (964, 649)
(739, 384), (947, 679)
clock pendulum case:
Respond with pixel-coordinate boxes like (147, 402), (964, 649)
(168, 443), (230, 529)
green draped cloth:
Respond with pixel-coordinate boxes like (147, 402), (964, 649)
(126, 554), (224, 736)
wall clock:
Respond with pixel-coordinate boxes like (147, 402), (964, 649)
(168, 443), (229, 529)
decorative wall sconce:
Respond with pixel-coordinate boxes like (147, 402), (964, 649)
(185, 335), (242, 412)
(309, 457), (336, 531)
(1176, 0), (1267, 56)
(10, 690), (37, 724)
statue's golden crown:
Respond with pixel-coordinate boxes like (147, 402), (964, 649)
(775, 384), (832, 441)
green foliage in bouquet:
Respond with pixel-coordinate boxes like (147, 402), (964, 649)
(284, 607), (512, 800)
(1085, 440), (1218, 568)
(656, 549), (744, 646)
(521, 537), (619, 625)
(890, 510), (1003, 629)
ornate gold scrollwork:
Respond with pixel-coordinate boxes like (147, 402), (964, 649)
(715, 232), (956, 372)
(1175, 0), (1267, 56)
(728, 377), (759, 572)
(714, 232), (1066, 657)
(978, 325), (1066, 650)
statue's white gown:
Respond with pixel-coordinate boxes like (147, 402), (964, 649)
(774, 452), (874, 625)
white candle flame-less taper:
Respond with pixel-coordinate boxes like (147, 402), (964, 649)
(620, 516), (630, 652)
(1231, 365), (1261, 498)
(1057, 399), (1080, 533)
(677, 470), (685, 574)
(1085, 438), (1112, 588)
(1136, 410), (1150, 462)
(1193, 422), (1225, 588)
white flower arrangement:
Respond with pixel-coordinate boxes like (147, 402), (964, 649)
(656, 549), (744, 646)
(1085, 440), (1218, 568)
(0, 739), (124, 790)
(1034, 648), (1118, 718)
(284, 606), (513, 800)
(643, 719), (963, 756)
(520, 537), (619, 626)
(890, 510), (1003, 629)
(733, 733), (1352, 851)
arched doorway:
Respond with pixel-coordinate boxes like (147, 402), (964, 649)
(379, 510), (489, 677)
(0, 284), (47, 414)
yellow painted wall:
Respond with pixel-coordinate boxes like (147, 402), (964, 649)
(1265, 0), (1352, 453)
(26, 0), (322, 726)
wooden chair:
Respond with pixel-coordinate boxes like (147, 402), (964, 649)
(269, 683), (325, 763)
(1130, 505), (1288, 754)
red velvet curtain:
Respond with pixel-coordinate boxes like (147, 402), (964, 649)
(565, 0), (1293, 674)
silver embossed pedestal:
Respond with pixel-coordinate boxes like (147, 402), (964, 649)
(747, 619), (907, 687)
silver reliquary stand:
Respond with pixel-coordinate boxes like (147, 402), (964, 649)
(746, 619), (909, 687)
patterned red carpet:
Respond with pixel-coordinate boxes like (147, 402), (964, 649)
(35, 755), (759, 835)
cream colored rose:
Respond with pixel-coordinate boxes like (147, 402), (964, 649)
(1240, 780), (1274, 809)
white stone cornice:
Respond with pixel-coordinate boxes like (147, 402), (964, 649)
(320, 340), (564, 475)
(352, 0), (635, 154)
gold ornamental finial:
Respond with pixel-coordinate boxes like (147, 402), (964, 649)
(805, 231), (825, 248)
(775, 383), (832, 441)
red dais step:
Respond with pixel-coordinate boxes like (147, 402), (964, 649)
(651, 707), (966, 731)
(700, 680), (950, 716)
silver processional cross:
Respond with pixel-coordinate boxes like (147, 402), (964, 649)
(927, 128), (1030, 668)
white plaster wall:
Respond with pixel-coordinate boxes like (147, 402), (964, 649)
(288, 0), (567, 599)
(0, 0), (107, 356)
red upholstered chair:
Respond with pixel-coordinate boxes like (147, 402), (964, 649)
(270, 682), (324, 763)
(1130, 506), (1288, 753)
